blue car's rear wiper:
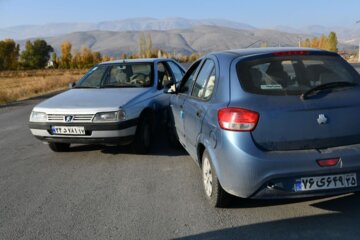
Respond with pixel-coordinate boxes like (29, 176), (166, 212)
(301, 81), (358, 100)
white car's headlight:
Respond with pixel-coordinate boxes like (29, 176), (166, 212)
(30, 111), (47, 122)
(93, 111), (126, 122)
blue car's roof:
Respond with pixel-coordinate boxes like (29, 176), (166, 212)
(210, 47), (337, 59)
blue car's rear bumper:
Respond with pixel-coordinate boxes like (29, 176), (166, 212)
(210, 130), (360, 198)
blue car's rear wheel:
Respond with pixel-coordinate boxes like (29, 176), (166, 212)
(202, 149), (231, 208)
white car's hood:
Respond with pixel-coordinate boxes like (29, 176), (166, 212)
(34, 88), (151, 113)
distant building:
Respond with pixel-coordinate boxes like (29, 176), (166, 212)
(46, 60), (54, 68)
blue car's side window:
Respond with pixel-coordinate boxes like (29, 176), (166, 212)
(182, 71), (196, 95)
(178, 60), (201, 95)
(203, 68), (216, 100)
(191, 59), (216, 100)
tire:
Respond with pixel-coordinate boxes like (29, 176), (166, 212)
(167, 109), (181, 148)
(168, 124), (181, 148)
(202, 149), (231, 208)
(48, 142), (70, 152)
(132, 115), (152, 154)
(168, 129), (180, 148)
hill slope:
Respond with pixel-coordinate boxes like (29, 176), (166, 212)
(0, 17), (255, 40)
(27, 25), (310, 56)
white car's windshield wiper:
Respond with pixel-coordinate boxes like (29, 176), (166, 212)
(73, 86), (98, 89)
(101, 84), (144, 88)
(301, 81), (358, 100)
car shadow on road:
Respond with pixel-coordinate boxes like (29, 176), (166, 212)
(0, 91), (64, 109)
(227, 194), (336, 209)
(68, 130), (188, 157)
(177, 193), (360, 240)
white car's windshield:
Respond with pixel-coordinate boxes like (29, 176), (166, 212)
(76, 63), (153, 88)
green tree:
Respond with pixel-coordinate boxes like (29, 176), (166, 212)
(71, 50), (82, 69)
(138, 32), (146, 57)
(120, 53), (127, 59)
(302, 38), (311, 48)
(0, 39), (19, 70)
(260, 41), (268, 48)
(310, 37), (319, 48)
(328, 32), (338, 52)
(93, 51), (102, 64)
(300, 32), (338, 52)
(80, 47), (94, 68)
(20, 39), (53, 69)
(318, 35), (328, 50)
(102, 55), (111, 62)
(51, 52), (59, 68)
(60, 41), (72, 69)
(138, 32), (155, 58)
(145, 33), (153, 58)
(189, 53), (200, 62)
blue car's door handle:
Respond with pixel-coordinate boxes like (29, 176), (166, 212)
(180, 110), (184, 119)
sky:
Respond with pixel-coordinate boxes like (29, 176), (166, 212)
(1, 0), (360, 29)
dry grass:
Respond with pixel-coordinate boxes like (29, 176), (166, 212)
(0, 69), (87, 105)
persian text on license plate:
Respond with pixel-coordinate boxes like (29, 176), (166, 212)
(51, 126), (85, 135)
(295, 173), (357, 192)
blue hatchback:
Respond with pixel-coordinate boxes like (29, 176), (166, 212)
(168, 48), (360, 207)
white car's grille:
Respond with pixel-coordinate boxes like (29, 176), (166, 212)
(47, 114), (94, 123)
(47, 114), (64, 121)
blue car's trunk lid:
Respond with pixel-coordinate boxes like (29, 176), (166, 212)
(250, 88), (360, 151)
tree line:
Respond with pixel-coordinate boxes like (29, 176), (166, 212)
(0, 31), (339, 71)
(299, 32), (338, 52)
(0, 34), (200, 71)
(0, 38), (107, 71)
(0, 39), (53, 70)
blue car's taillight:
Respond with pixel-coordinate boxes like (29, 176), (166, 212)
(218, 108), (259, 132)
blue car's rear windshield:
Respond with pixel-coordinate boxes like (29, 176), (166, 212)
(76, 63), (153, 88)
(236, 55), (360, 95)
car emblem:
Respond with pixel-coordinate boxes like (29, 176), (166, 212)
(317, 114), (328, 125)
(65, 115), (73, 123)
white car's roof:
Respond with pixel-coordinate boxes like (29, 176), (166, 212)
(99, 58), (172, 65)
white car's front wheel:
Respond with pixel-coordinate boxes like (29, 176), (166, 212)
(48, 142), (70, 152)
(132, 115), (151, 154)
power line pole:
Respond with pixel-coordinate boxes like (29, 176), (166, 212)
(357, 21), (360, 62)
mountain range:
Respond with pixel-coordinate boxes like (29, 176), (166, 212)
(0, 18), (255, 40)
(2, 18), (359, 56)
(18, 25), (315, 56)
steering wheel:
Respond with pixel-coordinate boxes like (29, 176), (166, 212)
(130, 73), (146, 85)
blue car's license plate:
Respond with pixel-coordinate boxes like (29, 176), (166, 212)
(295, 173), (357, 192)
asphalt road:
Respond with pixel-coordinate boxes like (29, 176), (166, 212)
(2, 86), (360, 239)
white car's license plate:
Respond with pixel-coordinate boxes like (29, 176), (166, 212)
(51, 126), (85, 135)
(295, 173), (357, 192)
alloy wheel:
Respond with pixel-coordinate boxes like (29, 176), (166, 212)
(203, 156), (213, 197)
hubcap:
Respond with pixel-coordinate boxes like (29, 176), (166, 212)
(202, 156), (213, 197)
